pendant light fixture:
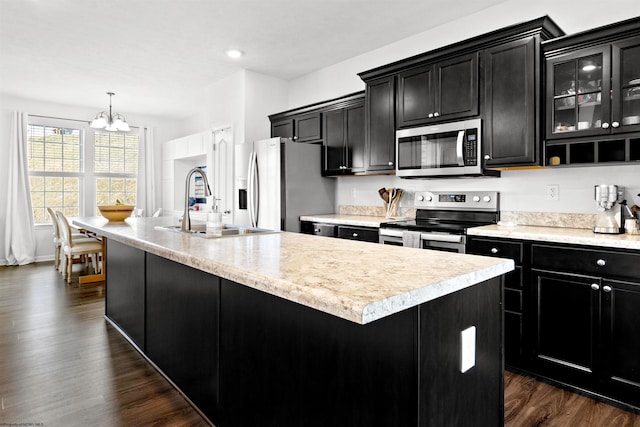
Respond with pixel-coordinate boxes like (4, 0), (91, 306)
(90, 92), (130, 132)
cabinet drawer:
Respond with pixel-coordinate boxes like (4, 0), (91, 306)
(531, 244), (640, 280)
(337, 226), (379, 243)
(300, 221), (337, 237)
(468, 238), (524, 264)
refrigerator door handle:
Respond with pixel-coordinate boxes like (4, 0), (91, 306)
(247, 151), (259, 228)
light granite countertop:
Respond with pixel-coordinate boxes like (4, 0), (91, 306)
(468, 224), (640, 251)
(299, 214), (406, 228)
(75, 216), (514, 325)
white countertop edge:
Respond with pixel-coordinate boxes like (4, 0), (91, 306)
(361, 260), (514, 324)
(468, 225), (640, 251)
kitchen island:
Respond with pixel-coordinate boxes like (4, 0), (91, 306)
(74, 216), (514, 427)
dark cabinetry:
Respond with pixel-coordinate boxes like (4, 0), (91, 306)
(483, 38), (538, 167)
(364, 76), (396, 173)
(396, 53), (478, 128)
(105, 239), (146, 350)
(467, 237), (528, 367)
(301, 220), (380, 243)
(323, 96), (365, 175)
(543, 18), (640, 166)
(271, 112), (322, 143)
(337, 225), (379, 243)
(219, 276), (503, 427)
(300, 221), (337, 237)
(530, 243), (640, 410)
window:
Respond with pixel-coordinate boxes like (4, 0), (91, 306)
(94, 131), (138, 206)
(27, 117), (140, 224)
(28, 124), (83, 223)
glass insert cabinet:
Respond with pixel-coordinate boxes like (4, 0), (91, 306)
(546, 36), (640, 139)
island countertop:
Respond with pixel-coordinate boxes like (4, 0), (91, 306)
(74, 216), (514, 324)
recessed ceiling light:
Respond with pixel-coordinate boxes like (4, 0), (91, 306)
(225, 49), (244, 59)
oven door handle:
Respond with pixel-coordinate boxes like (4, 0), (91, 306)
(379, 228), (404, 238)
(456, 130), (465, 166)
(420, 232), (464, 243)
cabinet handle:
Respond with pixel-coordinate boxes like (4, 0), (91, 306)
(293, 136), (298, 140)
(602, 122), (610, 129)
(490, 247), (499, 254)
(591, 283), (600, 291)
(352, 233), (359, 237)
(484, 154), (491, 160)
(428, 113), (434, 118)
(434, 112), (440, 117)
(603, 285), (612, 292)
(314, 229), (321, 233)
(612, 121), (620, 128)
(596, 259), (606, 266)
(388, 161), (394, 166)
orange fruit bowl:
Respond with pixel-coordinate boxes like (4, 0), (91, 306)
(98, 205), (135, 222)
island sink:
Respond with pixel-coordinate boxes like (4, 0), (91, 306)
(156, 223), (278, 238)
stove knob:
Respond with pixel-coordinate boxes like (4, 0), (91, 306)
(417, 195), (425, 202)
(483, 196), (492, 203)
(425, 194), (433, 202)
(472, 196), (481, 202)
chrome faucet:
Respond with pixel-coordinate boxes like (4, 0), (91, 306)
(182, 167), (212, 232)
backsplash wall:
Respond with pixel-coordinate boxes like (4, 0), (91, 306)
(336, 164), (640, 215)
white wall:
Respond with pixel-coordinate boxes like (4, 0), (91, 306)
(0, 94), (182, 263)
(283, 0), (640, 215)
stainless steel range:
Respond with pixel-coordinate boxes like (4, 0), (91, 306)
(379, 191), (499, 253)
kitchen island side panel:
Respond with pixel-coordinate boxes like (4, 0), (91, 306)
(146, 253), (220, 422)
(218, 278), (419, 427)
(420, 276), (503, 426)
(219, 276), (504, 427)
(105, 239), (146, 351)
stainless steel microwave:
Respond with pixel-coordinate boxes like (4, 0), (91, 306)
(396, 118), (487, 178)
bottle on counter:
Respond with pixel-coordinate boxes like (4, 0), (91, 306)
(206, 200), (223, 235)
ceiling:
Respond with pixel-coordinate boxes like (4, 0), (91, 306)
(0, 0), (511, 119)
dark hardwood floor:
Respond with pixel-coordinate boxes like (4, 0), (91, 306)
(1, 262), (638, 426)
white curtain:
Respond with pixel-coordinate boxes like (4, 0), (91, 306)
(4, 112), (36, 265)
(137, 126), (156, 216)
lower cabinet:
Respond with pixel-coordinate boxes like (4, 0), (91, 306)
(468, 236), (640, 411)
(530, 243), (640, 409)
(301, 220), (380, 243)
(467, 237), (527, 368)
(145, 253), (220, 421)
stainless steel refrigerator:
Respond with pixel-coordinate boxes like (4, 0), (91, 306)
(234, 137), (335, 232)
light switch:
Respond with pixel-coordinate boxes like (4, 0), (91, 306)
(460, 326), (476, 373)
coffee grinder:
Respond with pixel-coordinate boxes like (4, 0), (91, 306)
(593, 184), (624, 234)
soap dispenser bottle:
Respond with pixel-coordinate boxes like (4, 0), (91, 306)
(206, 199), (223, 234)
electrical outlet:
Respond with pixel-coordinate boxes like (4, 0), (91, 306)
(546, 184), (559, 201)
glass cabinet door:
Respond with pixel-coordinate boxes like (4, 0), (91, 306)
(612, 37), (640, 131)
(548, 47), (611, 138)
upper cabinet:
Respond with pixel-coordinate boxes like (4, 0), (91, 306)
(482, 16), (564, 168)
(545, 36), (640, 139)
(396, 52), (479, 128)
(365, 76), (396, 173)
(322, 93), (366, 175)
(271, 112), (322, 143)
(543, 18), (640, 166)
